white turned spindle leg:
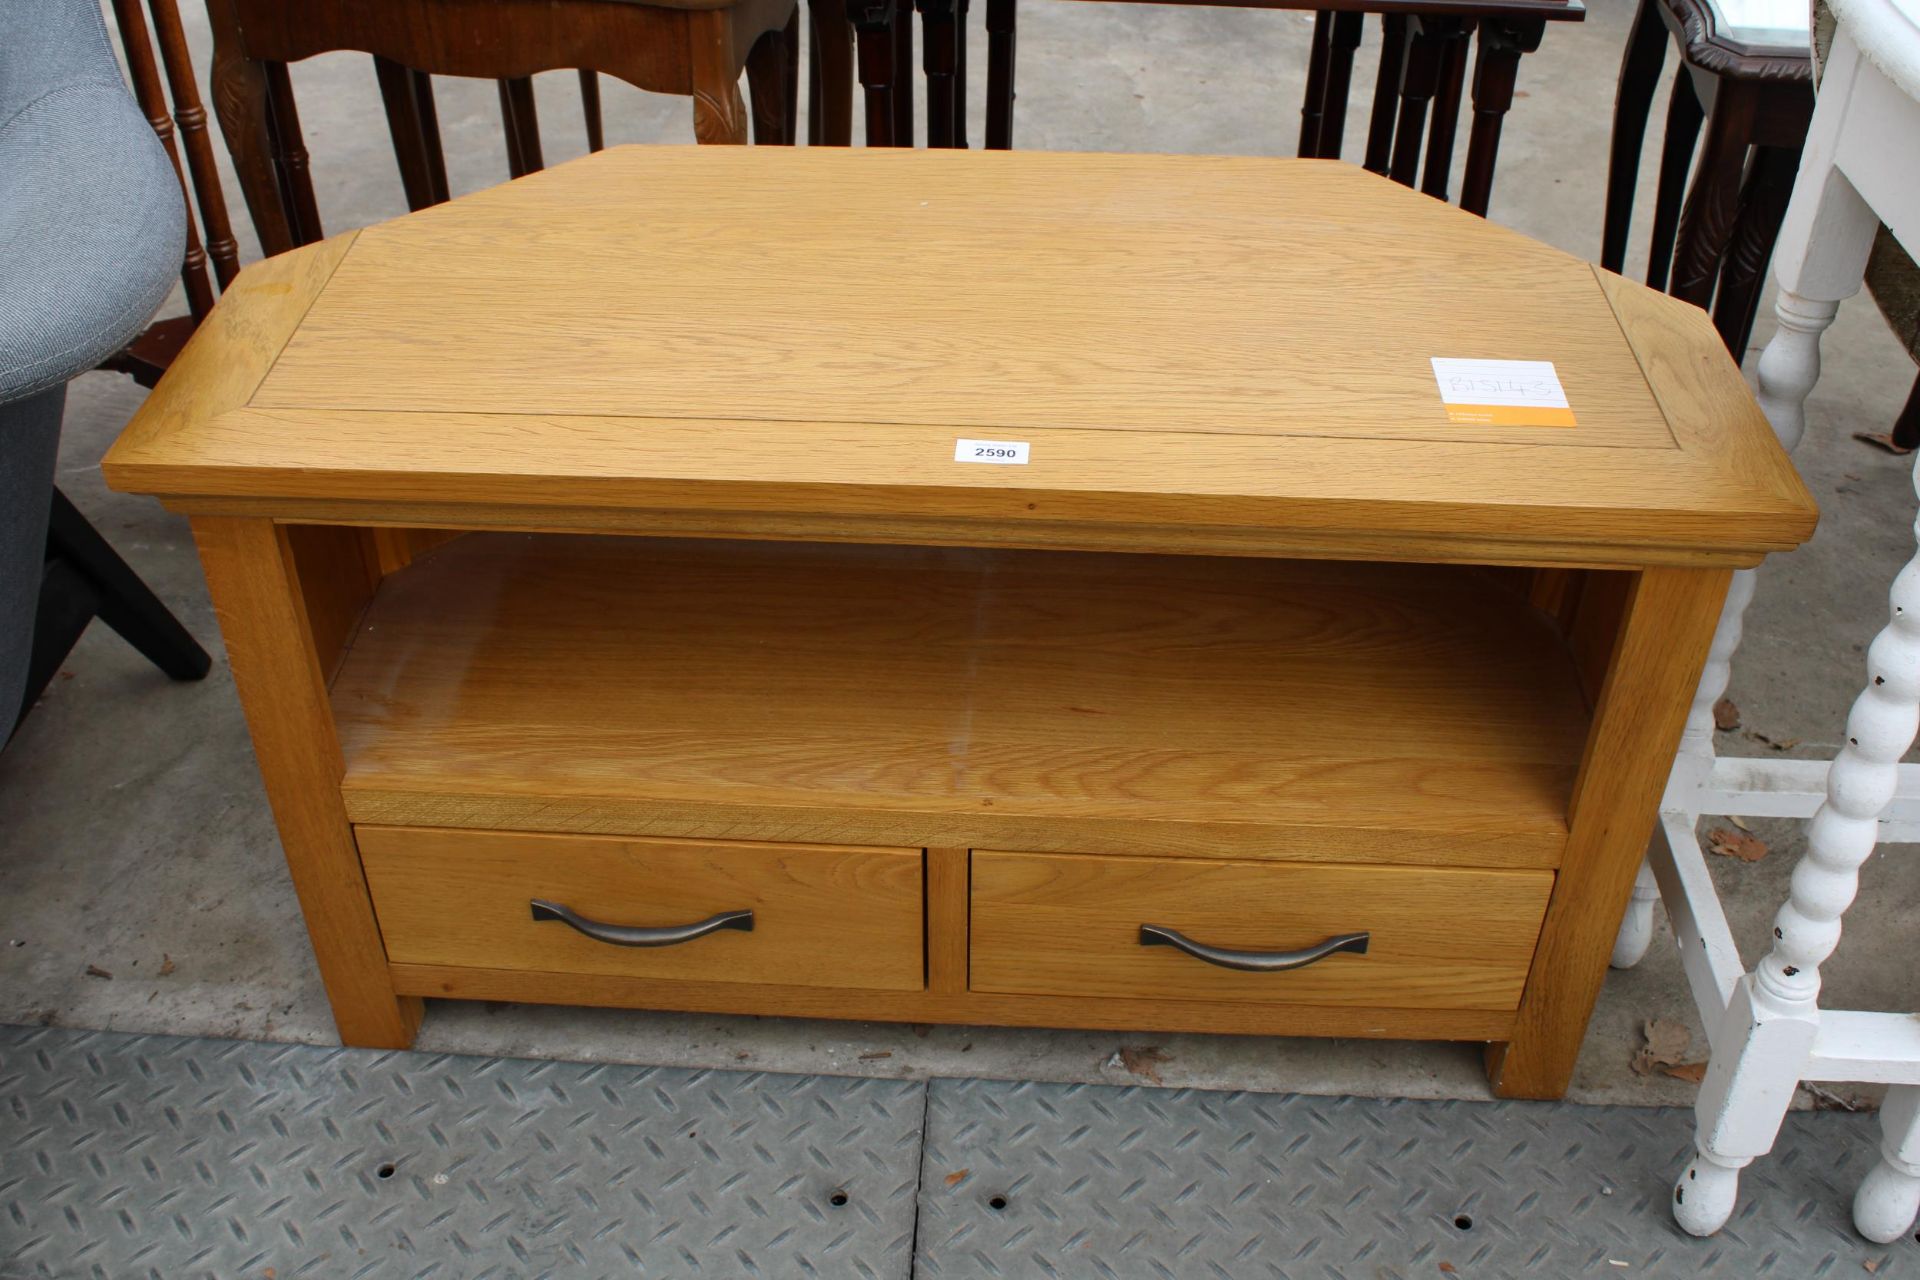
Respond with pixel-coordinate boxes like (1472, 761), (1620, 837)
(1610, 858), (1660, 969)
(1677, 451), (1920, 1237)
(1856, 1085), (1920, 1243)
(1753, 291), (1834, 456)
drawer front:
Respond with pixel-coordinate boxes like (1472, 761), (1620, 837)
(359, 826), (924, 991)
(970, 851), (1551, 1010)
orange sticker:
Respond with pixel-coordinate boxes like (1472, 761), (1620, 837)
(1441, 404), (1578, 428)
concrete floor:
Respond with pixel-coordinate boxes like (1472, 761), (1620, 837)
(1, 0), (1916, 1109)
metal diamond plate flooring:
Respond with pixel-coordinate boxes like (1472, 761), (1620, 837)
(0, 1026), (923, 1280)
(2, 1025), (1912, 1279)
(917, 1079), (1905, 1279)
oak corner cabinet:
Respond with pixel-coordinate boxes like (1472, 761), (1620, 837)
(103, 146), (1816, 1101)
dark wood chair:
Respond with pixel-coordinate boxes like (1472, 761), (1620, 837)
(102, 0), (839, 394)
(846, 0), (1577, 219)
(1292, 3), (1572, 217)
(1601, 0), (1812, 357)
(203, 0), (802, 258)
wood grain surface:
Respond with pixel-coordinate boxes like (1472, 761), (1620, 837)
(101, 148), (1817, 567)
(330, 534), (1589, 863)
(191, 516), (422, 1047)
(253, 157), (1665, 448)
(387, 962), (1520, 1040)
(970, 850), (1551, 1009)
(358, 826), (924, 990)
(1488, 565), (1732, 1098)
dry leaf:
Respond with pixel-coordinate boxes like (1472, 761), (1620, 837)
(1659, 1061), (1709, 1084)
(1630, 1018), (1692, 1076)
(1118, 1045), (1171, 1085)
(1439, 1264), (1459, 1275)
(84, 965), (112, 980)
(944, 1169), (970, 1187)
(1862, 1258), (1880, 1273)
(858, 1050), (892, 1061)
(157, 954), (175, 977)
(1728, 815), (1752, 831)
(1707, 827), (1769, 862)
(1713, 697), (1740, 731)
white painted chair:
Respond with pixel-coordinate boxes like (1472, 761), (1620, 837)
(1608, 0), (1920, 1241)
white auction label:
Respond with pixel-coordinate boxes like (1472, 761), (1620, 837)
(954, 438), (1031, 464)
(1429, 358), (1576, 427)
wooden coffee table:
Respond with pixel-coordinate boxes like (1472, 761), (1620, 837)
(103, 147), (1815, 1100)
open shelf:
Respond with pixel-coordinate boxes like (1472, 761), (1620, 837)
(331, 535), (1590, 866)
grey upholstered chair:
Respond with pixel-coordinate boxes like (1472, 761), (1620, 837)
(1, 0), (209, 737)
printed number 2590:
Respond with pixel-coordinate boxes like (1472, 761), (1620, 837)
(953, 438), (1030, 465)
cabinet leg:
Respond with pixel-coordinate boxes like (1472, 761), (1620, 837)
(191, 516), (423, 1049)
(1487, 567), (1730, 1099)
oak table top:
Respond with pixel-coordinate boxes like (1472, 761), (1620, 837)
(104, 146), (1815, 569)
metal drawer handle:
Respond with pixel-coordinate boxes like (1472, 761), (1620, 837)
(1138, 925), (1369, 972)
(530, 900), (754, 948)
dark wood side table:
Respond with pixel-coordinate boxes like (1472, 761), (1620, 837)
(1602, 0), (1812, 356)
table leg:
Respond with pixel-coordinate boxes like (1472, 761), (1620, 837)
(1298, 11), (1333, 157)
(1855, 1086), (1920, 1243)
(984, 0), (1015, 148)
(1668, 65), (1880, 1231)
(1363, 13), (1407, 173)
(1315, 11), (1365, 160)
(1602, 0), (1668, 273)
(690, 10), (751, 143)
(1458, 16), (1543, 218)
(1680, 464), (1920, 1233)
(1671, 79), (1759, 312)
(1646, 73), (1705, 292)
(1712, 143), (1801, 356)
(745, 16), (798, 145)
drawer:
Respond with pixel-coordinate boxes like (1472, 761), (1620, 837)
(358, 826), (924, 991)
(970, 851), (1552, 1010)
